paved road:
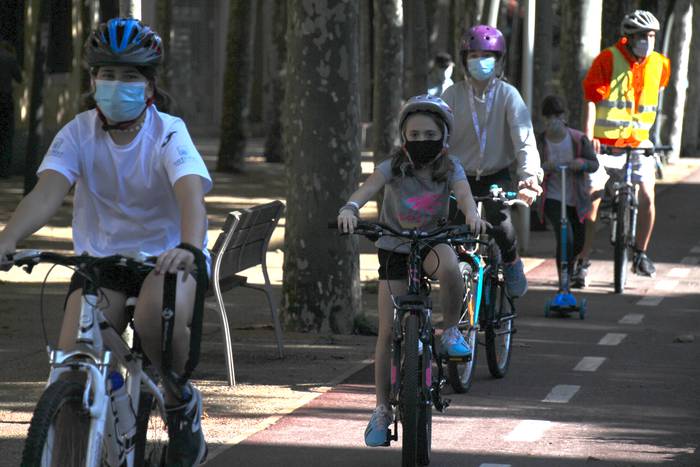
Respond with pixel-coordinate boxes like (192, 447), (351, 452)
(206, 169), (700, 466)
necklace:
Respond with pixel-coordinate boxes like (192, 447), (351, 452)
(112, 123), (142, 133)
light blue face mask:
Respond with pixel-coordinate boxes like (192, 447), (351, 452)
(467, 56), (497, 81)
(94, 79), (148, 122)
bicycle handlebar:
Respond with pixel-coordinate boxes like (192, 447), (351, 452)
(328, 220), (475, 244)
(598, 144), (657, 157)
(0, 250), (158, 275)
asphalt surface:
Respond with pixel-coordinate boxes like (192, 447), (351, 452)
(205, 168), (700, 466)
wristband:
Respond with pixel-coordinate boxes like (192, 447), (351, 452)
(339, 201), (360, 216)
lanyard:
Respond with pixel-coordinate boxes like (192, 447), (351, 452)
(468, 80), (496, 180)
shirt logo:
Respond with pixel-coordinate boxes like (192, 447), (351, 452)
(161, 131), (177, 148)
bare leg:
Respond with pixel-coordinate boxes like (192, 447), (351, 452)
(635, 180), (655, 251)
(133, 270), (196, 405)
(375, 280), (405, 409)
(579, 195), (602, 261)
(422, 243), (463, 329)
(59, 288), (127, 350)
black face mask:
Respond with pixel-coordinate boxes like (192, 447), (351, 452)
(405, 140), (443, 168)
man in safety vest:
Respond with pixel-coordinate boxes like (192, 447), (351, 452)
(574, 10), (671, 287)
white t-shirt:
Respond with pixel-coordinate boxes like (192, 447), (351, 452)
(38, 106), (213, 261)
(545, 133), (575, 206)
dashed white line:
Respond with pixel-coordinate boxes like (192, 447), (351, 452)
(690, 246), (700, 254)
(654, 279), (678, 291)
(619, 313), (644, 324)
(543, 385), (580, 403)
(574, 356), (607, 372)
(637, 295), (664, 306)
(598, 333), (627, 346)
(668, 267), (690, 278)
(479, 464), (512, 467)
(504, 420), (553, 442)
(680, 256), (699, 265)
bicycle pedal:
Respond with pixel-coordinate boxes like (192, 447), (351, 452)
(442, 354), (472, 363)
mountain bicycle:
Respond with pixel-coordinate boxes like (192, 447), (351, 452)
(1, 251), (170, 466)
(598, 145), (665, 293)
(448, 185), (524, 393)
(330, 221), (472, 466)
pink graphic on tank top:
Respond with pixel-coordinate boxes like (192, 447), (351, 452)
(399, 193), (446, 226)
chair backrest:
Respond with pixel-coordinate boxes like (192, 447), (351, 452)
(210, 201), (285, 279)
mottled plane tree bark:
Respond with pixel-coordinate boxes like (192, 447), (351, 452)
(403, 0), (429, 96)
(282, 0), (362, 334)
(217, 0), (256, 173)
(264, 0), (287, 163)
(681, 2), (700, 156)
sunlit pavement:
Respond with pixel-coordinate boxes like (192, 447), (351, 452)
(205, 163), (700, 466)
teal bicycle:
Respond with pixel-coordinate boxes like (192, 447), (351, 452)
(448, 185), (525, 393)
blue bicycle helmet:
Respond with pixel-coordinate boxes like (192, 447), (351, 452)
(85, 18), (163, 68)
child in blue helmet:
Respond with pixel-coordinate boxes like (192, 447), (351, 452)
(0, 18), (209, 465)
(337, 95), (489, 447)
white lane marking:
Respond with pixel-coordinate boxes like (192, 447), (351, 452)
(479, 464), (512, 467)
(543, 385), (580, 403)
(680, 256), (699, 265)
(619, 313), (644, 324)
(598, 333), (627, 346)
(574, 356), (606, 372)
(504, 420), (553, 442)
(690, 246), (700, 254)
(655, 279), (678, 291)
(637, 295), (664, 306)
(668, 267), (690, 278)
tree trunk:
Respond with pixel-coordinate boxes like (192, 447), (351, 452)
(661, 0), (692, 163)
(99, 0), (119, 20)
(450, 0), (484, 83)
(532, 0), (553, 133)
(559, 0), (602, 130)
(404, 0), (429, 97)
(23, 0), (49, 194)
(217, 0), (256, 173)
(155, 0), (172, 90)
(282, 0), (362, 334)
(601, 0), (632, 50)
(372, 0), (403, 170)
(263, 0), (287, 163)
(681, 2), (700, 156)
(80, 0), (94, 102)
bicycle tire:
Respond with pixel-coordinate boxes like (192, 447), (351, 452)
(417, 386), (432, 466)
(401, 314), (420, 467)
(614, 191), (631, 294)
(448, 262), (478, 393)
(21, 379), (100, 466)
(134, 391), (168, 467)
(485, 279), (513, 378)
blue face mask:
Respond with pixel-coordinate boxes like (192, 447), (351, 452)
(94, 80), (148, 122)
(467, 56), (496, 81)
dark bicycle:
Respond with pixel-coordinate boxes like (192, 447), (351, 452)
(448, 185), (524, 392)
(330, 221), (472, 466)
(598, 145), (669, 293)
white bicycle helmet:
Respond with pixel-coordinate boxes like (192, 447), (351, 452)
(620, 10), (660, 36)
(398, 94), (454, 147)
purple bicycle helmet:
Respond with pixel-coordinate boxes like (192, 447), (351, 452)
(398, 94), (454, 147)
(85, 18), (163, 68)
(460, 25), (506, 60)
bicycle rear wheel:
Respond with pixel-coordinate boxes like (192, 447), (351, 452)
(401, 314), (420, 467)
(614, 192), (631, 294)
(134, 391), (168, 466)
(22, 379), (101, 466)
(448, 261), (478, 393)
(485, 280), (513, 378)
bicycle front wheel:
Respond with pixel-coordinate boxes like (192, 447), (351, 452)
(401, 314), (420, 467)
(134, 391), (168, 467)
(614, 192), (631, 294)
(448, 262), (478, 393)
(485, 280), (513, 378)
(22, 379), (101, 467)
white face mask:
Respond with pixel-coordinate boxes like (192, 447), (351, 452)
(631, 36), (654, 58)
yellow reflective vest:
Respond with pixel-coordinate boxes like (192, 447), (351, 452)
(594, 46), (665, 144)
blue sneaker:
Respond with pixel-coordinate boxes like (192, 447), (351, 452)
(440, 326), (471, 357)
(364, 405), (392, 447)
(504, 258), (528, 297)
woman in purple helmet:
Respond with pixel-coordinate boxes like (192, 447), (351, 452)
(441, 25), (542, 298)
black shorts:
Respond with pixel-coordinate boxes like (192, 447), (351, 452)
(64, 265), (151, 309)
(378, 248), (433, 280)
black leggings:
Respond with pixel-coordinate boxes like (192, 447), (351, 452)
(466, 169), (518, 264)
(543, 198), (585, 272)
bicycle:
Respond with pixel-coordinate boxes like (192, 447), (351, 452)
(448, 185), (525, 393)
(330, 221), (472, 466)
(2, 250), (171, 466)
(598, 145), (663, 293)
